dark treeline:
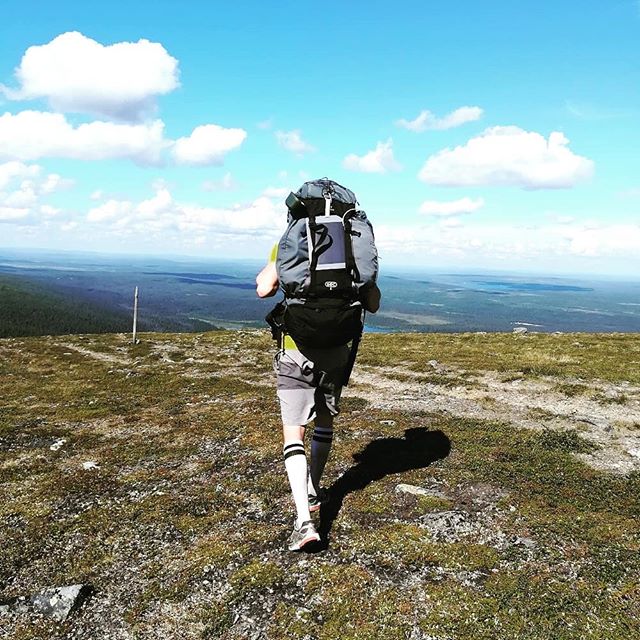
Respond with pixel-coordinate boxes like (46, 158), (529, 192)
(0, 276), (140, 338)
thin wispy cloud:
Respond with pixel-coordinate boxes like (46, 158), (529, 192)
(202, 172), (237, 192)
(419, 197), (485, 216)
(396, 106), (483, 132)
(565, 101), (629, 121)
(275, 130), (316, 155)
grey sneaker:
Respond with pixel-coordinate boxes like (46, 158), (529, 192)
(308, 488), (329, 513)
(287, 519), (320, 551)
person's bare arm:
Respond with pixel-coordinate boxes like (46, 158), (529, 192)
(256, 261), (279, 298)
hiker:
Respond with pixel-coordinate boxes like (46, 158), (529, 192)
(256, 178), (381, 550)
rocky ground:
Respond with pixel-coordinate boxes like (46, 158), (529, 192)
(0, 330), (639, 639)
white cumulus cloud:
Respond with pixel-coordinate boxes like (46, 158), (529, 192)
(0, 111), (246, 167)
(419, 197), (485, 216)
(172, 124), (247, 166)
(343, 139), (401, 173)
(87, 199), (133, 223)
(373, 219), (640, 267)
(275, 130), (316, 155)
(563, 223), (640, 257)
(0, 206), (29, 222)
(0, 160), (72, 224)
(84, 184), (286, 241)
(1, 31), (179, 121)
(418, 126), (594, 189)
(396, 106), (483, 132)
(0, 160), (40, 189)
(0, 111), (168, 165)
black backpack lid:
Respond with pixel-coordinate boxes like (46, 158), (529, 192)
(295, 178), (358, 205)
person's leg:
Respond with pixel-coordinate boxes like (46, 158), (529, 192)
(308, 409), (334, 498)
(282, 424), (312, 528)
(304, 346), (349, 502)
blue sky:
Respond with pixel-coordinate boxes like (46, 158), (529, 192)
(0, 0), (639, 275)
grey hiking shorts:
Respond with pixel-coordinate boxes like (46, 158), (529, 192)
(273, 344), (351, 427)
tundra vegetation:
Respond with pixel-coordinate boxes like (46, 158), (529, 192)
(1, 330), (639, 639)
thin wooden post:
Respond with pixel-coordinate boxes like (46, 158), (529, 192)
(132, 286), (139, 344)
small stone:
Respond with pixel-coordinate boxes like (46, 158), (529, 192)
(81, 461), (99, 470)
(627, 448), (640, 459)
(50, 438), (66, 451)
(396, 483), (447, 499)
(513, 327), (528, 335)
(380, 419), (396, 426)
(428, 360), (439, 368)
(514, 536), (537, 549)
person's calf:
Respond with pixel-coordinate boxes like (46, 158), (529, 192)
(283, 438), (311, 527)
(308, 419), (333, 498)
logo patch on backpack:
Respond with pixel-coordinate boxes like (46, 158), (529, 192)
(324, 281), (338, 290)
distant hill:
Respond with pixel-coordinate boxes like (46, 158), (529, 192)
(0, 275), (139, 338)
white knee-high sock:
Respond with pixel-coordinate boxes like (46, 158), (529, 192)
(283, 439), (311, 527)
(308, 425), (333, 496)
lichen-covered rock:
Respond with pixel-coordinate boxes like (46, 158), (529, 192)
(30, 584), (94, 622)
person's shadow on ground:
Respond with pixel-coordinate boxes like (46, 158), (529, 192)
(313, 427), (452, 551)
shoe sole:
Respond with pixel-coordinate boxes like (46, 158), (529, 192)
(309, 503), (321, 513)
(289, 533), (320, 551)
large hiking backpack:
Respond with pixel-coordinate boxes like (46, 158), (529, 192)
(274, 178), (378, 349)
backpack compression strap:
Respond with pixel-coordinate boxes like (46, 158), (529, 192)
(342, 214), (361, 286)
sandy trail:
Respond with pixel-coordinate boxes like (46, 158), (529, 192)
(350, 364), (640, 474)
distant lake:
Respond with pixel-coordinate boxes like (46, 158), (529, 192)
(1, 249), (639, 334)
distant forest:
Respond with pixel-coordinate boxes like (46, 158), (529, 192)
(0, 275), (140, 338)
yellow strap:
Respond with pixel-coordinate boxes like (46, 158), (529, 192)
(269, 243), (297, 350)
(283, 333), (298, 350)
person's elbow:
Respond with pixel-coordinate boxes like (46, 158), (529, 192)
(363, 285), (381, 313)
(255, 263), (279, 298)
(256, 282), (278, 298)
(367, 297), (381, 313)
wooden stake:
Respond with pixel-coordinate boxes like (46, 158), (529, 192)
(132, 286), (139, 344)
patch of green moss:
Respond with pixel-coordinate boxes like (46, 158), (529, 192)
(303, 563), (415, 639)
(348, 522), (498, 572)
(537, 428), (598, 454)
(228, 559), (285, 601)
(592, 391), (629, 405)
(527, 406), (559, 421)
(415, 494), (454, 512)
(554, 382), (591, 397)
(360, 332), (640, 384)
(196, 600), (233, 639)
